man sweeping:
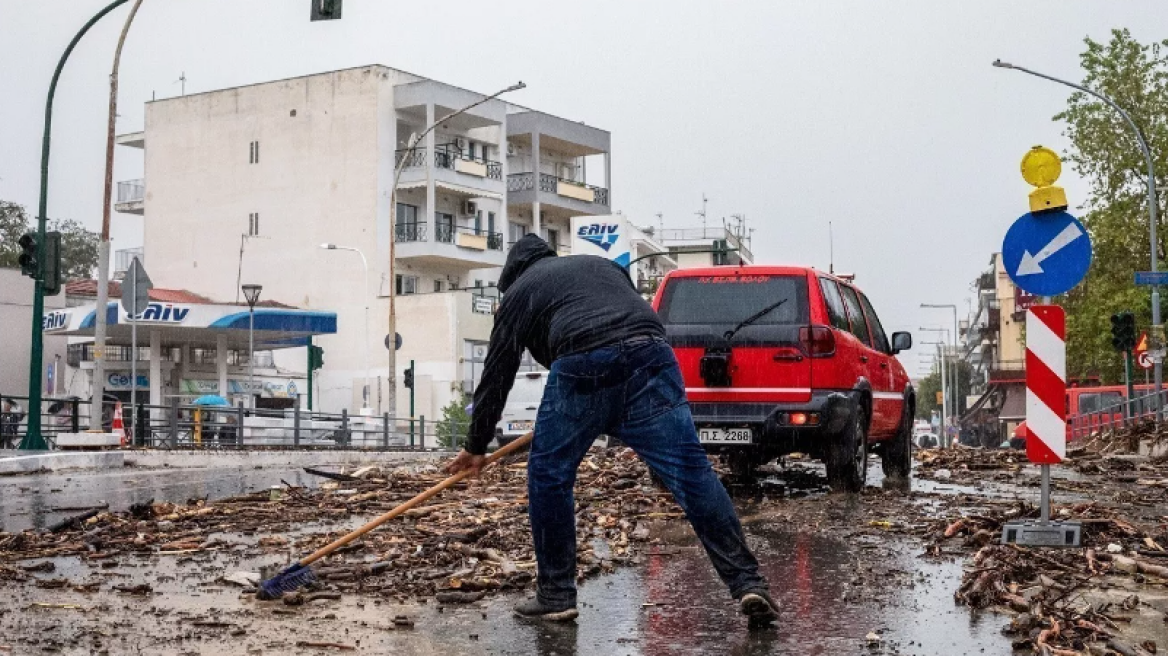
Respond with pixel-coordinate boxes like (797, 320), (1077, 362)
(445, 234), (777, 625)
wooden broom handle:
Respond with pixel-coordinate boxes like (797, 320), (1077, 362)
(299, 432), (534, 567)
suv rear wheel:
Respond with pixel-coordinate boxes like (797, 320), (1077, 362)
(826, 406), (867, 493)
(881, 401), (912, 482)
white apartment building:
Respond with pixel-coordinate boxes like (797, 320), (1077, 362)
(112, 65), (613, 421)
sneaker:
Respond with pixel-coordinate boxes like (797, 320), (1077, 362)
(513, 597), (579, 622)
(738, 589), (779, 624)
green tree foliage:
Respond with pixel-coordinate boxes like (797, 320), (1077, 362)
(50, 218), (99, 280)
(436, 393), (471, 449)
(0, 200), (98, 280)
(1057, 29), (1168, 383)
(0, 200), (30, 269)
(914, 360), (973, 419)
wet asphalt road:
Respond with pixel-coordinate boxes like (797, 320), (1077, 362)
(0, 462), (1014, 655)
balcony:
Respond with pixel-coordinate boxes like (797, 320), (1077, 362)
(988, 359), (1025, 383)
(394, 222), (505, 269)
(395, 145), (503, 182)
(506, 172), (610, 213)
(115, 179), (144, 215)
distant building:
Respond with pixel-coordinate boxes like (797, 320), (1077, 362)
(112, 65), (613, 421)
(658, 224), (754, 269)
(0, 268), (67, 398)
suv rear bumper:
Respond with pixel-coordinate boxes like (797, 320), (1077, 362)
(688, 390), (861, 457)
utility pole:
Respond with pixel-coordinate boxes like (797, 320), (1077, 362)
(92, 0), (145, 432)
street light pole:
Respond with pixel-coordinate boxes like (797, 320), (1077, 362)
(921, 327), (952, 446)
(242, 284), (262, 407)
(21, 0), (132, 450)
(91, 0), (144, 432)
(922, 303), (961, 433)
(321, 243), (370, 411)
(922, 340), (948, 444)
(993, 59), (1162, 417)
(386, 81), (525, 419)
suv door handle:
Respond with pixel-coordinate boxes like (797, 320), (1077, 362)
(773, 353), (804, 362)
(859, 355), (869, 363)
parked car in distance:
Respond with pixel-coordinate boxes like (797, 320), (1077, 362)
(495, 371), (548, 446)
(652, 266), (914, 492)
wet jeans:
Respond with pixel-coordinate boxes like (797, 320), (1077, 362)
(528, 337), (768, 607)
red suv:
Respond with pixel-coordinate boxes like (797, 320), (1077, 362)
(651, 266), (914, 492)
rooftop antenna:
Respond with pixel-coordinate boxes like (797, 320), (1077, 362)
(175, 71), (186, 96)
(829, 221), (835, 274)
(655, 212), (664, 234)
(696, 194), (708, 232)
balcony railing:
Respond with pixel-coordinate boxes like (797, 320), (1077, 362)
(397, 145), (502, 180)
(988, 359), (1026, 383)
(435, 223), (455, 244)
(117, 179), (144, 203)
(395, 222), (428, 243)
(506, 172), (609, 205)
(456, 226), (503, 251)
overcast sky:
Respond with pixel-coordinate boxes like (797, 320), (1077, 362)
(2, 1), (1165, 375)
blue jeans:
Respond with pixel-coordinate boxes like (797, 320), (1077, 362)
(528, 337), (768, 607)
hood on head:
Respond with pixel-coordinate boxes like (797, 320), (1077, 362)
(498, 234), (556, 293)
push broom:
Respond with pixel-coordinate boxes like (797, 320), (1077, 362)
(256, 432), (533, 599)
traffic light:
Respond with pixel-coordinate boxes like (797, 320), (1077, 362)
(18, 233), (37, 278)
(310, 0), (342, 20)
(1110, 311), (1137, 352)
(307, 344), (324, 370)
(403, 364), (415, 389)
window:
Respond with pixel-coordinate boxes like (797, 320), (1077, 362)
(487, 211), (496, 236)
(474, 280), (483, 288)
(395, 274), (418, 295)
(1078, 391), (1124, 414)
(474, 210), (483, 234)
(508, 222), (527, 245)
(838, 285), (872, 347)
(248, 212), (259, 236)
(819, 279), (850, 332)
(546, 228), (560, 252)
(859, 293), (891, 353)
(249, 141), (260, 164)
(434, 280), (444, 293)
(435, 212), (454, 243)
(396, 203), (418, 225)
(657, 275), (809, 326)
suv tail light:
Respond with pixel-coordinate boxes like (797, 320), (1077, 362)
(799, 324), (835, 358)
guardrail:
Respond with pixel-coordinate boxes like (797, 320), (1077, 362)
(1067, 389), (1165, 441)
(0, 394), (469, 452)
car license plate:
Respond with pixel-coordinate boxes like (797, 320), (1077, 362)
(698, 427), (752, 444)
(507, 421), (533, 431)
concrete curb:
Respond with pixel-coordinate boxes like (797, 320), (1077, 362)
(0, 451), (125, 475)
(0, 449), (450, 475)
(123, 449), (447, 470)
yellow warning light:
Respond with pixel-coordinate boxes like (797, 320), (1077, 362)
(1020, 146), (1062, 187)
(1020, 145), (1068, 213)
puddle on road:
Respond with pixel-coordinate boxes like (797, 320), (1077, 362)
(0, 466), (323, 532)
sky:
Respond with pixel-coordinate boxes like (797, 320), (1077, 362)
(1, 0), (1165, 376)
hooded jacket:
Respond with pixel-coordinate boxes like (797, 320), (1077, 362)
(465, 234), (665, 454)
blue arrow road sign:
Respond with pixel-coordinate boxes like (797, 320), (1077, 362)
(1002, 210), (1092, 297)
(1135, 271), (1168, 286)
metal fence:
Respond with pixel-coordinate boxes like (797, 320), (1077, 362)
(1067, 388), (1166, 441)
(0, 394), (467, 452)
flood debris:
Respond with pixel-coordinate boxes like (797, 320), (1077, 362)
(0, 447), (677, 608)
(924, 426), (1168, 655)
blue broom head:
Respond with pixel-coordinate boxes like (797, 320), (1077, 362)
(257, 563), (316, 600)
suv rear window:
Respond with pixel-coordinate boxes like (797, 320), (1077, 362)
(838, 285), (872, 346)
(658, 275), (809, 326)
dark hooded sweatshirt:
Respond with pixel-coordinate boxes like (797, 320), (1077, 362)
(465, 234), (666, 454)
